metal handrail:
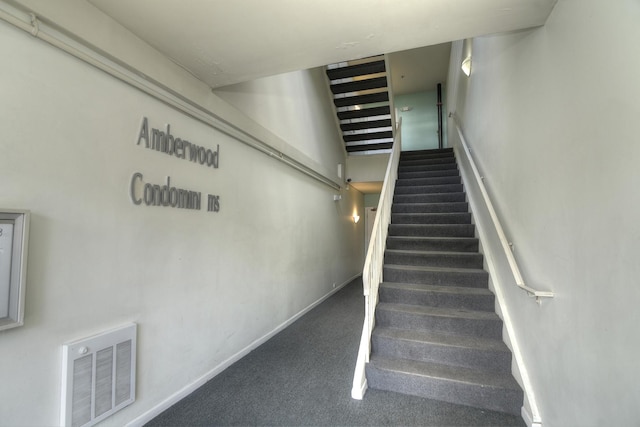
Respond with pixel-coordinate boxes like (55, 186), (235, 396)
(452, 114), (553, 303)
(351, 119), (402, 399)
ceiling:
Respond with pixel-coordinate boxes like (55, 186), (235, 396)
(87, 0), (556, 89)
(389, 43), (452, 95)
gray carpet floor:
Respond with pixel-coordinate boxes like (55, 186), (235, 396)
(146, 278), (525, 426)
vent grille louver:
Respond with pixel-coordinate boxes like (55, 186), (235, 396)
(115, 340), (133, 406)
(61, 324), (136, 427)
(71, 355), (93, 427)
(95, 347), (114, 417)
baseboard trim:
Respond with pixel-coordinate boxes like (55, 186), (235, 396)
(522, 405), (542, 427)
(351, 378), (368, 400)
(125, 273), (361, 427)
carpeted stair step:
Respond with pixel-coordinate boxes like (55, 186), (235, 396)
(395, 184), (464, 195)
(365, 356), (523, 416)
(385, 249), (483, 269)
(388, 224), (475, 238)
(391, 212), (472, 224)
(386, 236), (479, 252)
(400, 150), (454, 159)
(396, 176), (461, 187)
(398, 162), (458, 174)
(399, 157), (457, 167)
(368, 147), (524, 416)
(371, 327), (513, 373)
(383, 264), (488, 288)
(400, 148), (453, 159)
(399, 153), (454, 162)
(394, 192), (466, 204)
(392, 202), (469, 214)
(397, 169), (460, 180)
(402, 147), (453, 154)
(375, 302), (503, 339)
(379, 282), (495, 311)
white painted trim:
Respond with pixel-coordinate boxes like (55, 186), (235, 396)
(351, 318), (370, 400)
(522, 404), (542, 427)
(446, 41), (464, 123)
(351, 376), (368, 400)
(351, 120), (402, 402)
(125, 274), (361, 427)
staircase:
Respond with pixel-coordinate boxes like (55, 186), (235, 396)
(325, 55), (394, 154)
(365, 148), (524, 415)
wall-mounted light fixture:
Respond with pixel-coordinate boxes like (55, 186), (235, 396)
(461, 56), (472, 77)
(353, 214), (360, 224)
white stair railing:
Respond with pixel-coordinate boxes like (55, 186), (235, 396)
(351, 119), (402, 400)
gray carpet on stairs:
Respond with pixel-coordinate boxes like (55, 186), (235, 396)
(146, 278), (525, 426)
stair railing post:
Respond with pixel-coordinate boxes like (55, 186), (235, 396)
(437, 83), (443, 150)
(351, 119), (402, 400)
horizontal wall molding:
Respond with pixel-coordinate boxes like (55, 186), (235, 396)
(0, 2), (341, 191)
(125, 273), (361, 427)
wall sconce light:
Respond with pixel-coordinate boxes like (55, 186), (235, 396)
(353, 214), (360, 224)
(461, 56), (472, 77)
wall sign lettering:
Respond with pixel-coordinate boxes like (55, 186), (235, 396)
(131, 117), (221, 213)
(137, 117), (219, 169)
(129, 174), (219, 212)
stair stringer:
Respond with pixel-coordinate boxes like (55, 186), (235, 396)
(453, 144), (543, 427)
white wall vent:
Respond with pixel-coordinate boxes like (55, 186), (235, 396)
(61, 323), (136, 427)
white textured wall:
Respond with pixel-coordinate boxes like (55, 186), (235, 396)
(447, 0), (640, 425)
(0, 12), (362, 427)
(214, 68), (345, 170)
(346, 154), (390, 184)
